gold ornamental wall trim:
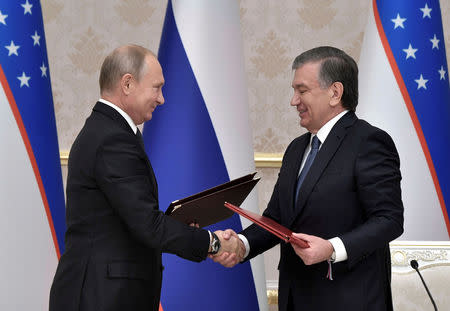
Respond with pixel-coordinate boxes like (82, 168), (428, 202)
(60, 151), (284, 168)
(254, 152), (283, 168)
(60, 151), (69, 166)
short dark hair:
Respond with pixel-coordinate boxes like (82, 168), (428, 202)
(99, 45), (155, 94)
(292, 46), (358, 111)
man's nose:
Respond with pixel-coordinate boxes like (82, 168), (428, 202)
(290, 94), (299, 106)
(158, 92), (165, 105)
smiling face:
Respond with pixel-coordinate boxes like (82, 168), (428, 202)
(290, 62), (341, 133)
(124, 55), (165, 125)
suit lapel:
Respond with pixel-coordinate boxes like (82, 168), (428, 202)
(282, 133), (310, 225)
(138, 139), (159, 199)
(290, 111), (357, 226)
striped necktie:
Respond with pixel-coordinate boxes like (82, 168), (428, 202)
(294, 135), (321, 203)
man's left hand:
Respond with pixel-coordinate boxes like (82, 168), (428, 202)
(291, 233), (334, 265)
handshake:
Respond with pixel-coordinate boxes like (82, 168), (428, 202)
(209, 229), (246, 268)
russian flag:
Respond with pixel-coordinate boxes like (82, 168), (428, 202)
(0, 1), (65, 309)
(143, 1), (267, 310)
(358, 0), (450, 240)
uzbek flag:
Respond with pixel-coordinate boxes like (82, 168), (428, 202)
(358, 0), (450, 240)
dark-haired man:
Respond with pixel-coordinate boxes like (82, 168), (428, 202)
(214, 46), (404, 311)
(49, 45), (239, 311)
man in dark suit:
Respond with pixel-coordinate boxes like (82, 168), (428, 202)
(49, 45), (238, 311)
(213, 46), (404, 310)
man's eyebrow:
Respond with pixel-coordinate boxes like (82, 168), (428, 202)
(292, 82), (307, 88)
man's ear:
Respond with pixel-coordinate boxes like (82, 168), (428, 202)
(329, 81), (343, 107)
(120, 74), (134, 95)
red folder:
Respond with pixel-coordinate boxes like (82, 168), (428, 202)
(224, 202), (309, 248)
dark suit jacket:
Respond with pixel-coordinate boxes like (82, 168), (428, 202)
(242, 111), (404, 311)
(49, 102), (210, 311)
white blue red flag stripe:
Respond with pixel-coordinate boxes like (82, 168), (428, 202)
(0, 1), (65, 309)
(358, 0), (450, 240)
(143, 1), (267, 310)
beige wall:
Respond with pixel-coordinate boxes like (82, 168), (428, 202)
(44, 0), (450, 309)
(44, 0), (450, 153)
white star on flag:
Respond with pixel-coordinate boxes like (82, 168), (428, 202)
(403, 43), (418, 59)
(40, 62), (47, 77)
(17, 72), (31, 87)
(0, 10), (7, 25)
(414, 74), (428, 89)
(21, 0), (33, 15)
(420, 3), (432, 18)
(391, 13), (406, 29)
(5, 41), (20, 56)
(438, 66), (446, 80)
(430, 34), (440, 49)
(31, 31), (41, 46)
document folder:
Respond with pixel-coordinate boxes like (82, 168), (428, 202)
(224, 202), (309, 248)
(165, 173), (259, 228)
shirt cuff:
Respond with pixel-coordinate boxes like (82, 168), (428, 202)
(238, 234), (250, 258)
(329, 237), (347, 263)
(208, 231), (213, 252)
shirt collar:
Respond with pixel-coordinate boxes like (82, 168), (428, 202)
(314, 110), (349, 144)
(98, 98), (137, 134)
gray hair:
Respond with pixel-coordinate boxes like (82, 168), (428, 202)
(292, 46), (358, 111)
(99, 44), (155, 94)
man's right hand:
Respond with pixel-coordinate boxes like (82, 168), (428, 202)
(209, 229), (245, 268)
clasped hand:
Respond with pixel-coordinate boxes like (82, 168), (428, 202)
(209, 229), (245, 268)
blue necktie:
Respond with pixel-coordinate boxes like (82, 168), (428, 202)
(294, 135), (321, 203)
